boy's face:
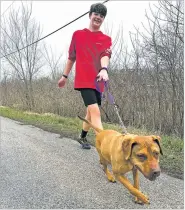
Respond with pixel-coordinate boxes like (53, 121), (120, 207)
(89, 12), (105, 29)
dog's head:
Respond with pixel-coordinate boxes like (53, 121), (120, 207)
(122, 135), (163, 181)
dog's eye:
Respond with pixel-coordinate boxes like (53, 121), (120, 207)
(137, 154), (147, 161)
(153, 152), (159, 157)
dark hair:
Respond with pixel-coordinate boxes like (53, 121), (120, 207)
(89, 3), (107, 17)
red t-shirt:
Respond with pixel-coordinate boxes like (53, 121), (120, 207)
(68, 28), (112, 92)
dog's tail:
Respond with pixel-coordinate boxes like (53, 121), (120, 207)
(78, 115), (103, 133)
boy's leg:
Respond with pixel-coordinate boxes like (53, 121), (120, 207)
(78, 108), (91, 149)
(78, 89), (102, 149)
(82, 108), (91, 134)
(87, 103), (103, 134)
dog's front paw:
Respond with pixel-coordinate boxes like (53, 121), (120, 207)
(135, 197), (144, 205)
(109, 177), (116, 183)
(135, 194), (150, 205)
(107, 175), (116, 183)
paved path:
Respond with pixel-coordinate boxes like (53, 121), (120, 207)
(0, 117), (184, 209)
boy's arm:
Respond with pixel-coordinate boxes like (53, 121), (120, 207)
(58, 59), (75, 88)
(97, 36), (112, 81)
(58, 32), (76, 87)
(100, 55), (110, 69)
(97, 56), (110, 82)
(63, 59), (75, 77)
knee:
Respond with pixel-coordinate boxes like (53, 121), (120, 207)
(88, 104), (101, 117)
(85, 108), (91, 120)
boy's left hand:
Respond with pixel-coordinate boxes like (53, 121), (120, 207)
(97, 70), (109, 82)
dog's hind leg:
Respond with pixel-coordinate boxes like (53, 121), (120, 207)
(102, 163), (116, 183)
(97, 148), (116, 182)
(95, 137), (116, 183)
(95, 137), (105, 165)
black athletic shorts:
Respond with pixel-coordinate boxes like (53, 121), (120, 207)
(79, 88), (102, 107)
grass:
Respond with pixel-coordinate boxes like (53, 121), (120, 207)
(0, 106), (184, 180)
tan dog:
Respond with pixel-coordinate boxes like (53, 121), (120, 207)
(78, 116), (163, 204)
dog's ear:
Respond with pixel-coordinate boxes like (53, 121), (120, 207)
(151, 135), (163, 155)
(122, 137), (137, 160)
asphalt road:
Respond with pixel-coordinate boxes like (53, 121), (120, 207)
(0, 117), (184, 209)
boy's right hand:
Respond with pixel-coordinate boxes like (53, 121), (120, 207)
(58, 76), (67, 88)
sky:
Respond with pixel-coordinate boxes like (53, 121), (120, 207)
(1, 0), (158, 59)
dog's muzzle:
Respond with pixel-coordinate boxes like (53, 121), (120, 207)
(148, 169), (161, 181)
(135, 165), (161, 181)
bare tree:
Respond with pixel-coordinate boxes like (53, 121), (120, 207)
(1, 2), (43, 110)
(154, 0), (184, 43)
(128, 0), (184, 136)
(42, 44), (64, 80)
